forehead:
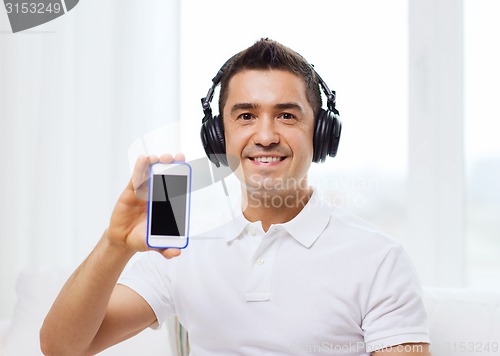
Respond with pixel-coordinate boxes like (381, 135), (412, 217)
(225, 69), (309, 107)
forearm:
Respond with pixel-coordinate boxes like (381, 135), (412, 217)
(40, 231), (135, 355)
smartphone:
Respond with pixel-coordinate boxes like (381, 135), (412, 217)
(146, 162), (192, 249)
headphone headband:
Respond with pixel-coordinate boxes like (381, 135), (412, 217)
(201, 55), (238, 123)
(312, 66), (339, 115)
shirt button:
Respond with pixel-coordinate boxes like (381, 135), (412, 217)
(256, 257), (265, 265)
(249, 228), (258, 237)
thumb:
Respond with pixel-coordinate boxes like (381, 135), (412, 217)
(154, 248), (182, 259)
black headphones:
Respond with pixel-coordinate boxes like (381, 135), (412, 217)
(200, 58), (341, 167)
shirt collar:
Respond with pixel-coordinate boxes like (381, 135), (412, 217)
(280, 189), (332, 248)
(222, 189), (332, 247)
(221, 211), (250, 243)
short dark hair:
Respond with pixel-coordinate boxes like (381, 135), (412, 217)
(218, 38), (322, 119)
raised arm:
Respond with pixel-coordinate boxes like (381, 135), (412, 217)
(40, 154), (183, 356)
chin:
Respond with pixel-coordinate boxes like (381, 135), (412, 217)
(241, 174), (293, 194)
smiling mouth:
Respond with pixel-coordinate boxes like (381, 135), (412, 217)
(249, 156), (286, 163)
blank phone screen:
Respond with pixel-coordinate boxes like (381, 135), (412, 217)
(151, 174), (187, 236)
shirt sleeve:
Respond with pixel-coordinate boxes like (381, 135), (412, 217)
(118, 251), (176, 329)
(362, 244), (431, 352)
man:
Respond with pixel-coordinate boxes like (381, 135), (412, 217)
(40, 38), (431, 355)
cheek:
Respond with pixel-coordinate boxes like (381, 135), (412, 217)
(223, 124), (246, 169)
(223, 121), (250, 152)
(224, 130), (239, 155)
(224, 139), (242, 171)
(292, 129), (314, 159)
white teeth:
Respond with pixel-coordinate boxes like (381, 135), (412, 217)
(253, 157), (281, 163)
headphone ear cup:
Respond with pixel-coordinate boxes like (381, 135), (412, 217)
(200, 115), (228, 167)
(313, 109), (342, 163)
(200, 118), (213, 162)
(313, 109), (329, 163)
(327, 110), (341, 158)
(212, 115), (228, 166)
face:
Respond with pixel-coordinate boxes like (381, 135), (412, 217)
(222, 69), (315, 197)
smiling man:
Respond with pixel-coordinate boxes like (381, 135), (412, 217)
(41, 39), (431, 355)
(224, 69), (315, 231)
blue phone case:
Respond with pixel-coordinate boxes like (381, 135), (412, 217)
(146, 161), (192, 249)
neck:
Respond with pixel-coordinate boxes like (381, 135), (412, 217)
(241, 187), (313, 232)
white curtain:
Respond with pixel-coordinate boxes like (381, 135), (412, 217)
(0, 0), (180, 320)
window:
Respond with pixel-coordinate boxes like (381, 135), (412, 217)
(464, 0), (500, 288)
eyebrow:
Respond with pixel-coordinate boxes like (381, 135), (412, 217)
(230, 103), (258, 115)
(274, 102), (304, 112)
(230, 102), (304, 115)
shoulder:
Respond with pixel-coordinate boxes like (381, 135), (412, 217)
(322, 198), (402, 252)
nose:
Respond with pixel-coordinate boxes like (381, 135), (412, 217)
(252, 118), (279, 147)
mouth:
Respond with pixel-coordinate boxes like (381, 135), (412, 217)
(248, 156), (287, 165)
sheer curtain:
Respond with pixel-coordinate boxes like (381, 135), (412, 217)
(464, 0), (500, 288)
(0, 0), (180, 319)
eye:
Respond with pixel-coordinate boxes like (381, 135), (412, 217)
(238, 113), (254, 121)
(279, 113), (296, 120)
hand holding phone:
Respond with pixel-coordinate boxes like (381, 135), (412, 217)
(147, 162), (192, 249)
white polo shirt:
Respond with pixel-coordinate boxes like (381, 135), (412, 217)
(119, 190), (430, 355)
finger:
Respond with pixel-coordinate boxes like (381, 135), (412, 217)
(174, 153), (186, 162)
(152, 248), (182, 259)
(129, 155), (148, 191)
(131, 155), (159, 199)
(159, 153), (174, 163)
(147, 155), (160, 165)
